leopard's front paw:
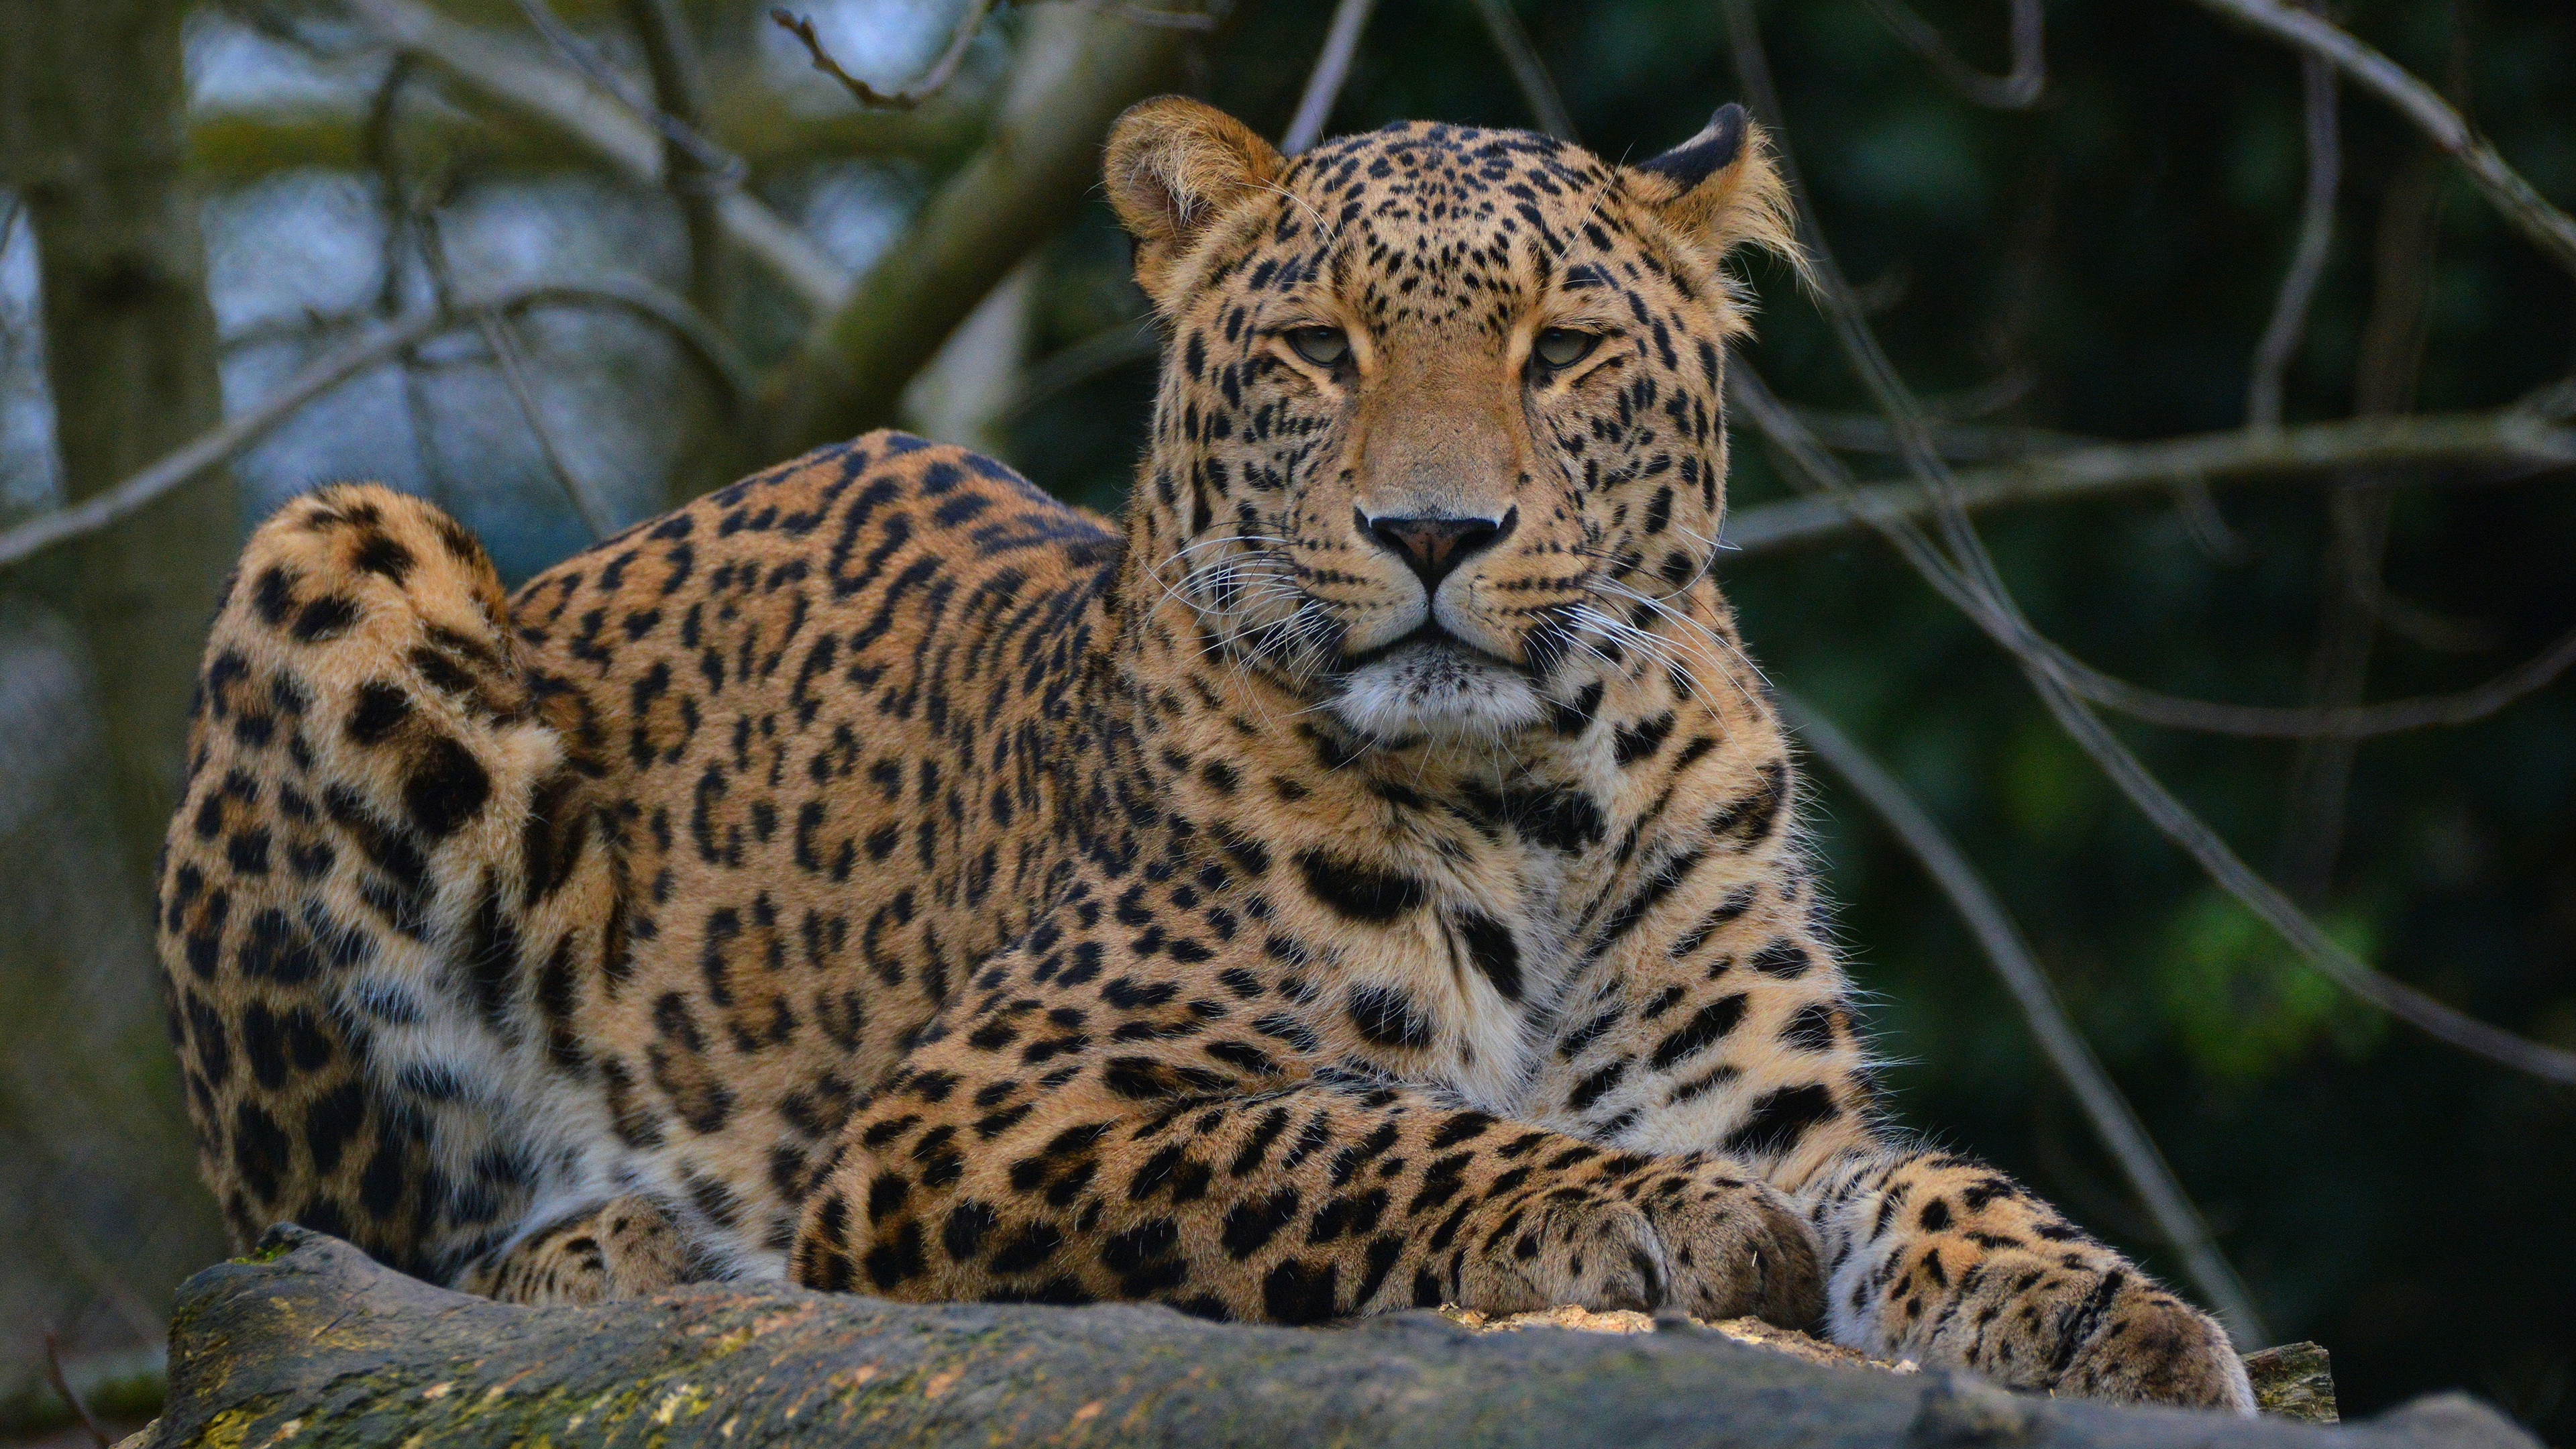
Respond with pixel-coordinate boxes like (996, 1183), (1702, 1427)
(1450, 1166), (1822, 1328)
(1643, 1169), (1823, 1328)
(2052, 1277), (2253, 1413)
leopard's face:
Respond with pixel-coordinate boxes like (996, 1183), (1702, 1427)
(1110, 107), (1792, 746)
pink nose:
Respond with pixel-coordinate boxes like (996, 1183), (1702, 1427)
(1361, 508), (1512, 587)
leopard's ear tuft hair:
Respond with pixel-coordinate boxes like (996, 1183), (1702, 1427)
(1629, 103), (1809, 292)
(1104, 97), (1285, 314)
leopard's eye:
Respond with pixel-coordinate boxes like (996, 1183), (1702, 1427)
(1534, 328), (1599, 370)
(1287, 326), (1350, 367)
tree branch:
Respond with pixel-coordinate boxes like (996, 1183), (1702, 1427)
(1470, 0), (1574, 141)
(2245, 22), (2339, 431)
(1730, 345), (2576, 1087)
(1860, 0), (2045, 109)
(1721, 408), (2576, 557)
(2275, 131), (2448, 902)
(1721, 0), (2576, 1087)
(1781, 693), (2267, 1346)
(337, 0), (849, 309)
(1283, 0), (1378, 155)
(136, 1227), (2526, 1449)
(2175, 0), (2576, 279)
(0, 279), (746, 571)
(767, 2), (999, 110)
(183, 99), (979, 184)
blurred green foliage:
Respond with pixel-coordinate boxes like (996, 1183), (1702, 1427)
(1004, 0), (2576, 1435)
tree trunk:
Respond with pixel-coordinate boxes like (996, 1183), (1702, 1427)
(0, 0), (238, 891)
(133, 1228), (2537, 1449)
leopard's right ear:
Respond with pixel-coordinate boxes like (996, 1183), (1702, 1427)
(1104, 97), (1284, 314)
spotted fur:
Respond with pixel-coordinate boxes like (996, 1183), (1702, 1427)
(154, 99), (2250, 1409)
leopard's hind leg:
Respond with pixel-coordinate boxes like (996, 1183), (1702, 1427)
(457, 1193), (699, 1305)
(157, 483), (637, 1289)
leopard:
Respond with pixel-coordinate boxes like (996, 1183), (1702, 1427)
(154, 95), (2255, 1411)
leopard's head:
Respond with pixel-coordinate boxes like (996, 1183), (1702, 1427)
(1106, 97), (1797, 746)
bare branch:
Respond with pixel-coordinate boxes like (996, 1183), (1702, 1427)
(1785, 409), (2094, 463)
(1782, 692), (2268, 1347)
(339, 0), (849, 309)
(1723, 407), (2576, 556)
(2177, 0), (2576, 279)
(42, 1331), (109, 1449)
(1860, 0), (2045, 109)
(1741, 390), (2576, 737)
(478, 307), (616, 539)
(2245, 37), (2339, 430)
(769, 3), (998, 111)
(1469, 0), (1574, 141)
(1282, 0), (1379, 155)
(512, 0), (743, 183)
(1719, 0), (2576, 1086)
(1053, 0), (1218, 30)
(2277, 136), (2447, 900)
(998, 318), (1163, 426)
(0, 280), (745, 570)
(1730, 354), (2576, 1086)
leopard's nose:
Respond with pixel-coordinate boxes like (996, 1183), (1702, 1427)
(1358, 507), (1514, 588)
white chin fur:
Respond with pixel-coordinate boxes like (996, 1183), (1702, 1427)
(1327, 642), (1547, 744)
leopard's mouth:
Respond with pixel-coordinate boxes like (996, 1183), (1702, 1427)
(1335, 620), (1525, 677)
(1322, 626), (1548, 743)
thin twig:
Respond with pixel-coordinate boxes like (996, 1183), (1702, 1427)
(1056, 0), (1217, 30)
(479, 307), (616, 539)
(1282, 0), (1378, 155)
(1732, 352), (2576, 1087)
(513, 0), (743, 182)
(997, 317), (1163, 425)
(2245, 31), (2339, 430)
(0, 280), (744, 570)
(417, 211), (614, 538)
(40, 1216), (167, 1348)
(1725, 409), (2576, 556)
(2178, 0), (2576, 279)
(1788, 408), (2094, 463)
(1468, 0), (1574, 141)
(769, 3), (998, 111)
(1782, 693), (2269, 1346)
(1860, 0), (2045, 109)
(2276, 133), (2447, 901)
(364, 52), (461, 513)
(1740, 378), (2576, 740)
(44, 1330), (112, 1449)
(1720, 0), (2576, 1085)
(1717, 2), (2571, 743)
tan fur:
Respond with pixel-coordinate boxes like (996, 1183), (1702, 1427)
(156, 99), (2250, 1411)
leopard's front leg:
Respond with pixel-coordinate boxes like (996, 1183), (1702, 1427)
(1531, 752), (2250, 1409)
(788, 1034), (1819, 1326)
(1804, 1150), (2253, 1410)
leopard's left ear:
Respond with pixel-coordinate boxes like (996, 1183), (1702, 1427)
(1627, 103), (1805, 278)
(1105, 97), (1286, 314)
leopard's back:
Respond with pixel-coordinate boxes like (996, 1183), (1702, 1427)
(157, 429), (1119, 1286)
(512, 431), (1120, 1272)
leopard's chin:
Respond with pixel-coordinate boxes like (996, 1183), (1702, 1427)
(1325, 638), (1547, 745)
